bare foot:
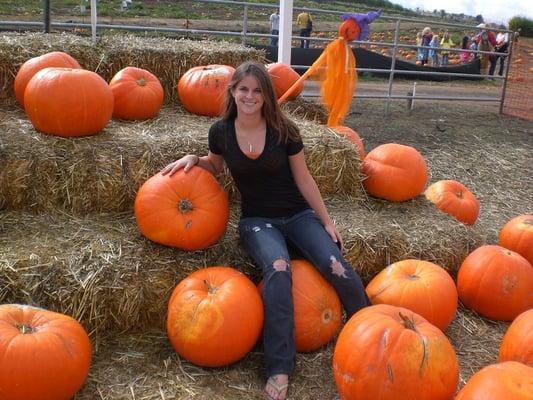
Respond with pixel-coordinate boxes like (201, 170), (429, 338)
(265, 374), (289, 400)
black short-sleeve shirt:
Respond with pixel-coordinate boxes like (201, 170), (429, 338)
(208, 119), (309, 218)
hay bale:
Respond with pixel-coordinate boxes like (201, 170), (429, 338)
(0, 106), (363, 213)
(72, 304), (507, 399)
(0, 197), (482, 343)
(0, 32), (264, 107)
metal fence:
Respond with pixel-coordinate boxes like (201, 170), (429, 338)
(0, 0), (516, 113)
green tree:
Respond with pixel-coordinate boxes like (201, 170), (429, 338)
(475, 14), (484, 23)
(508, 16), (533, 37)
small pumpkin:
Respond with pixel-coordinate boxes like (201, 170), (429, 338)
(457, 245), (533, 321)
(259, 259), (342, 352)
(333, 304), (459, 400)
(266, 62), (303, 100)
(0, 304), (92, 400)
(366, 259), (458, 330)
(177, 64), (235, 116)
(166, 266), (263, 367)
(361, 143), (428, 202)
(499, 308), (533, 366)
(24, 67), (114, 137)
(455, 361), (533, 400)
(425, 179), (480, 225)
(14, 51), (81, 106)
(134, 166), (229, 250)
(331, 126), (365, 159)
(109, 66), (164, 120)
(499, 214), (533, 265)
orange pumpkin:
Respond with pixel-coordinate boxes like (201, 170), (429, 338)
(134, 166), (229, 250)
(455, 361), (533, 400)
(266, 62), (303, 100)
(24, 67), (114, 137)
(331, 126), (365, 159)
(166, 266), (263, 367)
(361, 143), (428, 201)
(424, 179), (480, 225)
(366, 259), (458, 330)
(109, 66), (164, 120)
(338, 19), (361, 41)
(177, 64), (235, 116)
(499, 214), (533, 265)
(14, 51), (81, 106)
(0, 304), (92, 400)
(499, 308), (533, 366)
(259, 259), (342, 352)
(457, 245), (533, 321)
(333, 304), (459, 400)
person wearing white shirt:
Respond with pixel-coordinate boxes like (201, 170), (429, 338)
(269, 9), (280, 47)
(490, 30), (509, 76)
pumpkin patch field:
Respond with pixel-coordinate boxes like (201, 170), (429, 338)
(1, 32), (532, 399)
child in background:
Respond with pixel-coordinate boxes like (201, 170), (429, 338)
(420, 27), (433, 65)
(416, 31), (424, 63)
(460, 36), (472, 64)
(429, 34), (440, 67)
(440, 32), (454, 65)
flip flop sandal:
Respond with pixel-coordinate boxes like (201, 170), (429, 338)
(265, 376), (289, 400)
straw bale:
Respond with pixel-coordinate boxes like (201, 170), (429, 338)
(0, 196), (481, 343)
(0, 32), (264, 107)
(0, 106), (363, 213)
(72, 304), (507, 399)
(281, 97), (328, 124)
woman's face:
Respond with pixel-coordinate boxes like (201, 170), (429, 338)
(231, 74), (264, 117)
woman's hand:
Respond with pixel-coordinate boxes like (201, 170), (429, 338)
(161, 155), (199, 176)
(324, 222), (343, 251)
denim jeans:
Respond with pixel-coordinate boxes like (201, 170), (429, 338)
(299, 28), (311, 48)
(270, 29), (279, 47)
(238, 209), (369, 377)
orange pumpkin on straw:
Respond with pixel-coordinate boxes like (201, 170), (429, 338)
(278, 10), (382, 127)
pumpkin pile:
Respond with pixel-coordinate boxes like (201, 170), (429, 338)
(15, 51), (164, 137)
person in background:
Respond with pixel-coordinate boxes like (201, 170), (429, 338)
(296, 11), (313, 48)
(489, 27), (509, 76)
(440, 31), (454, 66)
(460, 35), (472, 64)
(429, 34), (440, 66)
(269, 9), (280, 47)
(161, 61), (369, 400)
(415, 31), (424, 63)
(420, 26), (433, 65)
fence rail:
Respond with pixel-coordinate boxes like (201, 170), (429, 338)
(0, 0), (516, 113)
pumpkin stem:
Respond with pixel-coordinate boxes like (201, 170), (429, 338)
(407, 274), (419, 281)
(178, 199), (193, 214)
(455, 191), (464, 199)
(399, 312), (417, 332)
(137, 77), (146, 86)
(204, 279), (218, 295)
(16, 324), (36, 334)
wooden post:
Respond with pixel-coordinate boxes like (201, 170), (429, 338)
(278, 0), (293, 65)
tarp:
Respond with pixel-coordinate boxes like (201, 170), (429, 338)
(255, 45), (482, 81)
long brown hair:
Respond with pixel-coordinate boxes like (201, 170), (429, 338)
(222, 61), (300, 144)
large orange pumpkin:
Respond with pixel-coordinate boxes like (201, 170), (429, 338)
(331, 126), (365, 159)
(266, 62), (303, 100)
(499, 214), (533, 265)
(361, 143), (428, 202)
(166, 266), (263, 367)
(109, 66), (164, 120)
(14, 51), (81, 106)
(0, 304), (92, 400)
(366, 259), (458, 330)
(455, 361), (533, 400)
(333, 304), (459, 400)
(425, 179), (480, 225)
(259, 259), (342, 352)
(177, 64), (235, 116)
(24, 67), (114, 137)
(134, 166), (229, 250)
(499, 308), (533, 366)
(457, 245), (533, 321)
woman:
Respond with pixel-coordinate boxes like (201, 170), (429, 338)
(162, 61), (369, 400)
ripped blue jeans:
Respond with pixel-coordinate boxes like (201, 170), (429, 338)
(238, 208), (369, 377)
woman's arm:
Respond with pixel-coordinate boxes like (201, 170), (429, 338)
(161, 151), (224, 177)
(289, 150), (343, 248)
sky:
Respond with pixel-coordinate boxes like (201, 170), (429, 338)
(391, 0), (533, 25)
